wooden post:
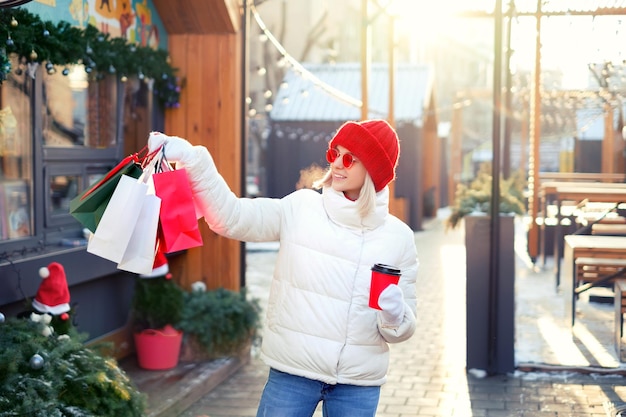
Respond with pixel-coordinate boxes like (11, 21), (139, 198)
(449, 104), (463, 206)
(527, 1), (542, 260)
(603, 102), (615, 173)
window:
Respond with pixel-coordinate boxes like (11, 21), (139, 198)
(0, 56), (125, 254)
(0, 55), (33, 243)
(42, 65), (119, 149)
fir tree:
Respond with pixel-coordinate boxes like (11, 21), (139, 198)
(0, 316), (146, 416)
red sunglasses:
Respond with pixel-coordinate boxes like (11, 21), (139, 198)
(326, 148), (358, 169)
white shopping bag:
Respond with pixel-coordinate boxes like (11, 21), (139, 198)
(87, 174), (149, 263)
(116, 193), (162, 274)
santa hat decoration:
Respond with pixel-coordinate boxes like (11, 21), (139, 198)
(139, 250), (171, 279)
(32, 262), (70, 315)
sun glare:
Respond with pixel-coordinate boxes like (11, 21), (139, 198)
(393, 1), (494, 46)
(391, 1), (626, 91)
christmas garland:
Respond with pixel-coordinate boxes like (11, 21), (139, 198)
(0, 7), (180, 108)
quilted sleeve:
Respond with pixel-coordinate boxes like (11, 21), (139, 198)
(178, 146), (282, 242)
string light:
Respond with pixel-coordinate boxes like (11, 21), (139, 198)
(251, 4), (362, 109)
(250, 3), (620, 144)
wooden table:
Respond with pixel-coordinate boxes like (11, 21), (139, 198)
(549, 186), (626, 287)
(536, 183), (626, 270)
(562, 235), (626, 328)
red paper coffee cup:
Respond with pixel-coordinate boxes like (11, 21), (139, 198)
(369, 263), (401, 310)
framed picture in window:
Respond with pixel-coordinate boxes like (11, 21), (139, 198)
(45, 164), (82, 229)
(3, 180), (31, 239)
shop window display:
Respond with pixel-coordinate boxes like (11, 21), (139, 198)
(0, 57), (124, 248)
(0, 54), (33, 241)
(42, 64), (118, 149)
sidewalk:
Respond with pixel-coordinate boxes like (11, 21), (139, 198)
(128, 212), (626, 417)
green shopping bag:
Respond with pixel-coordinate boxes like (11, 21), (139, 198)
(70, 154), (143, 232)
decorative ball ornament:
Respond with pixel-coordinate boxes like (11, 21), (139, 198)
(120, 75), (128, 82)
(0, 312), (5, 323)
(62, 67), (70, 76)
(0, 9), (180, 107)
(29, 354), (44, 370)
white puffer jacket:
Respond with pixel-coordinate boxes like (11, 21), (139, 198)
(181, 146), (419, 386)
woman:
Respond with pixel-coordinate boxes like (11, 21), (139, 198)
(149, 119), (418, 417)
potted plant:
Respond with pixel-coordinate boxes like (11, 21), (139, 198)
(177, 282), (261, 362)
(446, 162), (526, 374)
(130, 252), (185, 370)
(445, 162), (526, 230)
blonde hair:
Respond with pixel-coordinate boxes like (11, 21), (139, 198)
(313, 168), (378, 218)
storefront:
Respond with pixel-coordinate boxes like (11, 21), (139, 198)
(0, 0), (244, 359)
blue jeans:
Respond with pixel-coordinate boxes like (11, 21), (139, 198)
(256, 368), (381, 417)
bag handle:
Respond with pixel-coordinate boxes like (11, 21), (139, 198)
(138, 152), (163, 184)
(141, 144), (163, 169)
(157, 149), (173, 173)
(79, 147), (147, 201)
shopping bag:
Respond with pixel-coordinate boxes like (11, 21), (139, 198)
(87, 174), (150, 263)
(153, 168), (203, 253)
(69, 154), (143, 232)
(116, 192), (162, 274)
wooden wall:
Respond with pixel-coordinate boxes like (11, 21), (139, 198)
(164, 33), (243, 292)
(145, 0), (245, 293)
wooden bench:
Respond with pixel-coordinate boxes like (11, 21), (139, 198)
(575, 257), (626, 294)
(572, 258), (626, 328)
(539, 172), (626, 183)
(614, 279), (626, 362)
(563, 235), (626, 327)
(592, 223), (626, 236)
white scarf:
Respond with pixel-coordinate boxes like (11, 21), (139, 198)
(321, 186), (389, 231)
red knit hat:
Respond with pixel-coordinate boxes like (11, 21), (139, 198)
(328, 119), (400, 192)
(139, 250), (171, 279)
(32, 262), (70, 315)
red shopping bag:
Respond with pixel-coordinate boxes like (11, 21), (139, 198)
(153, 168), (203, 253)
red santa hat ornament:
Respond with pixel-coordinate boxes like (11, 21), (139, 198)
(139, 250), (171, 279)
(32, 262), (70, 315)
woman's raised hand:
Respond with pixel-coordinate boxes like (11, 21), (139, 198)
(148, 131), (194, 163)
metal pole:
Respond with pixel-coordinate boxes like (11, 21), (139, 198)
(388, 13), (395, 128)
(361, 0), (369, 120)
(527, 0), (542, 261)
(503, 3), (514, 178)
(488, 0), (503, 375)
(240, 0), (251, 289)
